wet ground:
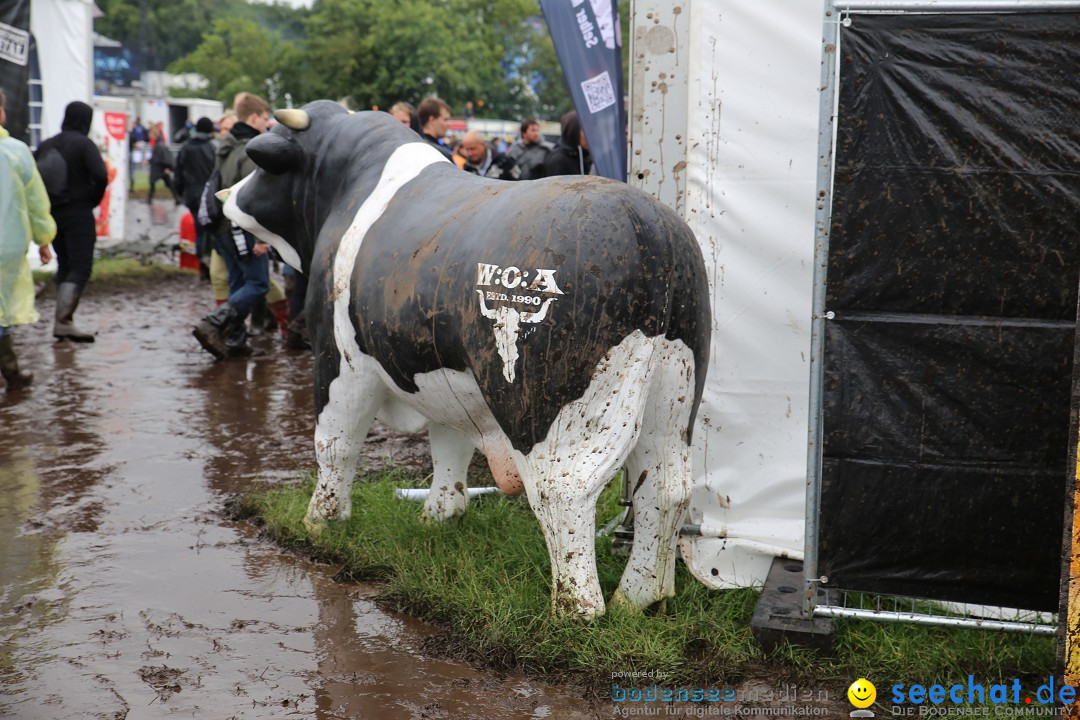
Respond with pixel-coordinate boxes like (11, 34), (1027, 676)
(0, 211), (607, 718)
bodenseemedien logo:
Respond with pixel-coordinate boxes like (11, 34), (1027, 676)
(848, 678), (876, 718)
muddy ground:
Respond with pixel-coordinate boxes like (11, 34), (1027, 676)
(0, 265), (613, 719)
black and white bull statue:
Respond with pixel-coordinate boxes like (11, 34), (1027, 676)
(222, 101), (711, 618)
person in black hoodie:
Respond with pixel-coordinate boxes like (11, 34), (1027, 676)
(35, 101), (108, 342)
(536, 110), (592, 178)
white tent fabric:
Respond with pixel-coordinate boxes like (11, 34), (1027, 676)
(633, 2), (824, 588)
(31, 0), (93, 137)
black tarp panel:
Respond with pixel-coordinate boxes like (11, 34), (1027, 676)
(819, 12), (1080, 610)
(0, 0), (30, 142)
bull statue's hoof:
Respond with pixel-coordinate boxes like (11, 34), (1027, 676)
(610, 587), (669, 616)
(609, 587), (638, 613)
(419, 506), (464, 524)
(302, 512), (328, 538)
(551, 587), (605, 620)
(421, 484), (468, 523)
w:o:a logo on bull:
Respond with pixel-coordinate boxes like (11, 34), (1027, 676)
(476, 263), (564, 294)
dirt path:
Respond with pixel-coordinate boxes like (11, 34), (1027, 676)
(0, 269), (604, 719)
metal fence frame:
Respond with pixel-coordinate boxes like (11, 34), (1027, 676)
(803, 0), (1078, 634)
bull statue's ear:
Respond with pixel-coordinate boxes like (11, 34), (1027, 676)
(246, 133), (302, 175)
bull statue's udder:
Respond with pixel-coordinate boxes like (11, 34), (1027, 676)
(485, 448), (524, 495)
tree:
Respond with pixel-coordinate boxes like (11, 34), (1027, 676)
(96, 0), (309, 70)
(521, 29), (574, 120)
(523, 0), (631, 121)
(155, 0), (631, 123)
(168, 18), (301, 106)
(300, 0), (545, 115)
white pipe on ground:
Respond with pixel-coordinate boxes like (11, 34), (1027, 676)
(394, 487), (501, 502)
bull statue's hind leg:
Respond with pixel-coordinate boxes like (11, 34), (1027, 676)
(305, 356), (387, 535)
(421, 423), (475, 522)
(514, 330), (657, 619)
(611, 339), (696, 612)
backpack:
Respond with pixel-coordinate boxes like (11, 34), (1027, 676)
(196, 167), (224, 231)
(36, 146), (69, 202)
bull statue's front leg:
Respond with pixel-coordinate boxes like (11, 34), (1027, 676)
(421, 424), (474, 522)
(305, 358), (386, 535)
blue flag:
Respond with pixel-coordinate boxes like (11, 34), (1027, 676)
(539, 0), (627, 182)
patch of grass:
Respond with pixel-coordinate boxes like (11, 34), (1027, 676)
(235, 471), (1055, 697)
(33, 258), (190, 288)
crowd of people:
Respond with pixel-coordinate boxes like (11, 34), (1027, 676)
(0, 87), (593, 390)
(395, 97), (593, 180)
(189, 94), (594, 363)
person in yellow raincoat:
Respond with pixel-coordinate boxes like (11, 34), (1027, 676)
(0, 87), (56, 391)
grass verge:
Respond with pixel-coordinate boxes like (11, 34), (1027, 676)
(233, 469), (1055, 700)
(33, 257), (192, 288)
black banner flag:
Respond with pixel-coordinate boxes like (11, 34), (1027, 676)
(539, 0), (627, 181)
(0, 0), (30, 142)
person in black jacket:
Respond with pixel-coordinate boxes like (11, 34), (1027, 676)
(192, 92), (272, 359)
(147, 124), (175, 204)
(459, 131), (520, 180)
(417, 97), (454, 162)
(506, 116), (552, 180)
(173, 117), (216, 278)
(536, 110), (592, 178)
(35, 101), (108, 342)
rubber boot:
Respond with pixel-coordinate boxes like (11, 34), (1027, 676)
(0, 334), (33, 391)
(284, 312), (311, 350)
(269, 299), (289, 339)
(224, 314), (253, 357)
(192, 303), (238, 360)
(248, 299), (272, 337)
(53, 282), (95, 342)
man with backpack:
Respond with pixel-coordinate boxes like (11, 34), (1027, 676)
(192, 92), (272, 359)
(35, 100), (108, 342)
(173, 117), (216, 280)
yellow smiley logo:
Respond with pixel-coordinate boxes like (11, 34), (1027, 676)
(848, 678), (876, 709)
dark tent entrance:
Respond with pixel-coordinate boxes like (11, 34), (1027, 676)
(805, 4), (1080, 619)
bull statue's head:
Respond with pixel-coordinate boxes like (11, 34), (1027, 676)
(222, 100), (432, 275)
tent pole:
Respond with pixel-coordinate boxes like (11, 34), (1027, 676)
(803, 0), (842, 619)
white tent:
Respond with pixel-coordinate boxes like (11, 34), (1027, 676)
(31, 0), (93, 140)
(630, 1), (823, 588)
(26, 0), (128, 250)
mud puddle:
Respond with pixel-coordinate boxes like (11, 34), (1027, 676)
(0, 268), (604, 719)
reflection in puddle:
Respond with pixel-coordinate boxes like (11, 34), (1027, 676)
(0, 272), (605, 719)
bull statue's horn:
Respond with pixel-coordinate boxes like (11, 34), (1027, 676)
(274, 108), (310, 131)
(215, 188), (231, 203)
